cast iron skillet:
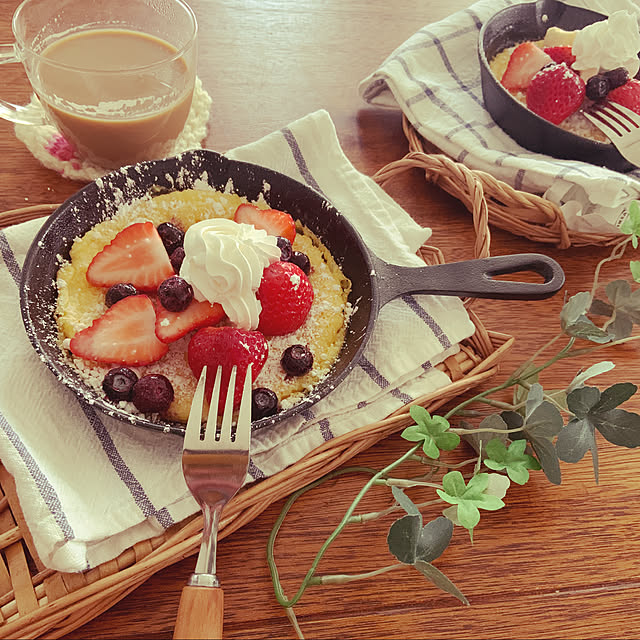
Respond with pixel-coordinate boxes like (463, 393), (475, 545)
(478, 0), (637, 173)
(20, 149), (565, 436)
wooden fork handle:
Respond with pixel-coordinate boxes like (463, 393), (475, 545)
(173, 585), (224, 639)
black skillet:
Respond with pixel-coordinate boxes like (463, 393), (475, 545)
(478, 0), (637, 173)
(20, 149), (564, 435)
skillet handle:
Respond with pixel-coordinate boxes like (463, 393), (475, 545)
(372, 253), (565, 308)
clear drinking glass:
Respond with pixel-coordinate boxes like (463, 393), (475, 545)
(0, 0), (198, 168)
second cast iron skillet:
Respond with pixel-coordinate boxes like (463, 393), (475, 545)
(20, 149), (564, 435)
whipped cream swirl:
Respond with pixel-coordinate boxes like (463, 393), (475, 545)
(180, 218), (281, 329)
(572, 11), (640, 79)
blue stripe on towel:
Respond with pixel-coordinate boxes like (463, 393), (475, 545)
(300, 408), (333, 441)
(248, 459), (266, 481)
(401, 294), (452, 350)
(281, 127), (327, 197)
(358, 356), (413, 405)
(1, 231), (174, 530)
(77, 401), (175, 528)
(0, 409), (76, 541)
(0, 231), (21, 287)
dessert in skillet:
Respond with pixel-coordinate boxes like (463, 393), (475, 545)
(55, 187), (351, 424)
(489, 10), (640, 141)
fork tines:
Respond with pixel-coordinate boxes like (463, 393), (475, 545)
(185, 364), (252, 448)
(586, 102), (640, 137)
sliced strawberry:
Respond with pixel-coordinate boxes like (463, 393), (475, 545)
(543, 46), (576, 67)
(155, 300), (225, 343)
(86, 221), (174, 292)
(234, 203), (296, 243)
(608, 80), (640, 116)
(188, 326), (268, 410)
(257, 261), (313, 336)
(70, 295), (168, 366)
(501, 41), (553, 91)
(526, 63), (585, 125)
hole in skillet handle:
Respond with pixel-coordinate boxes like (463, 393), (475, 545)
(371, 253), (565, 307)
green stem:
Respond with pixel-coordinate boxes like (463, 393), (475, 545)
(348, 498), (442, 524)
(589, 237), (631, 301)
(308, 563), (406, 585)
(267, 446), (420, 608)
(472, 397), (514, 410)
(286, 607), (305, 640)
(451, 426), (523, 435)
(566, 333), (640, 358)
(373, 478), (442, 489)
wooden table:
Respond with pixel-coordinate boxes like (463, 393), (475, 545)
(1, 1), (639, 638)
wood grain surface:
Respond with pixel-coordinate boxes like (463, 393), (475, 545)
(1, 1), (639, 638)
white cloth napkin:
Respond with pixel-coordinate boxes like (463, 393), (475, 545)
(358, 0), (640, 234)
(0, 109), (475, 573)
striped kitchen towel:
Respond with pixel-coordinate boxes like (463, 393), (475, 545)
(359, 0), (640, 233)
(0, 109), (475, 573)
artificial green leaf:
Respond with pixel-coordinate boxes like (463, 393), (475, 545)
(588, 280), (640, 338)
(463, 414), (509, 456)
(387, 512), (453, 565)
(558, 384), (640, 481)
(437, 472), (505, 535)
(434, 430), (461, 451)
(402, 408), (456, 459)
(456, 500), (481, 531)
(391, 485), (420, 517)
(593, 382), (637, 413)
(486, 473), (511, 499)
(556, 417), (595, 463)
(567, 362), (615, 393)
(592, 408), (640, 448)
(414, 516), (454, 563)
(484, 438), (541, 485)
(621, 200), (640, 247)
(441, 470), (467, 498)
(502, 387), (564, 486)
(413, 560), (469, 605)
(564, 318), (612, 343)
(387, 514), (421, 564)
(560, 291), (592, 330)
(631, 261), (640, 283)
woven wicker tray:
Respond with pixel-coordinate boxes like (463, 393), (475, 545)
(0, 204), (513, 638)
(375, 116), (626, 250)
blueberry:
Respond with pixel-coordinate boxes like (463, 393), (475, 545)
(157, 222), (184, 255)
(604, 67), (630, 90)
(251, 387), (279, 421)
(276, 236), (293, 261)
(281, 344), (314, 376)
(158, 276), (193, 312)
(105, 283), (138, 307)
(170, 246), (185, 273)
(131, 374), (174, 413)
(102, 367), (138, 401)
(289, 251), (311, 275)
(586, 75), (610, 101)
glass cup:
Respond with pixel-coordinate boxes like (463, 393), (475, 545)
(0, 0), (198, 169)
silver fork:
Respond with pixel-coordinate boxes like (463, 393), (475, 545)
(584, 102), (640, 167)
(173, 364), (252, 640)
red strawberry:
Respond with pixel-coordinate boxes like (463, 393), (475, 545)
(188, 327), (268, 410)
(257, 261), (313, 336)
(155, 300), (225, 343)
(608, 80), (640, 116)
(86, 221), (174, 292)
(501, 41), (553, 91)
(543, 46), (576, 67)
(234, 203), (296, 243)
(526, 63), (585, 125)
(70, 295), (168, 366)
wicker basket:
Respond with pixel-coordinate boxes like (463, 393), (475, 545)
(373, 116), (626, 250)
(0, 204), (513, 638)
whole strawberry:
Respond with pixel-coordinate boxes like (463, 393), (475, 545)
(608, 79), (640, 116)
(526, 63), (585, 125)
(188, 327), (268, 410)
(257, 261), (314, 336)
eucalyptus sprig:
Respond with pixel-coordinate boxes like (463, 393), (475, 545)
(267, 203), (640, 639)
